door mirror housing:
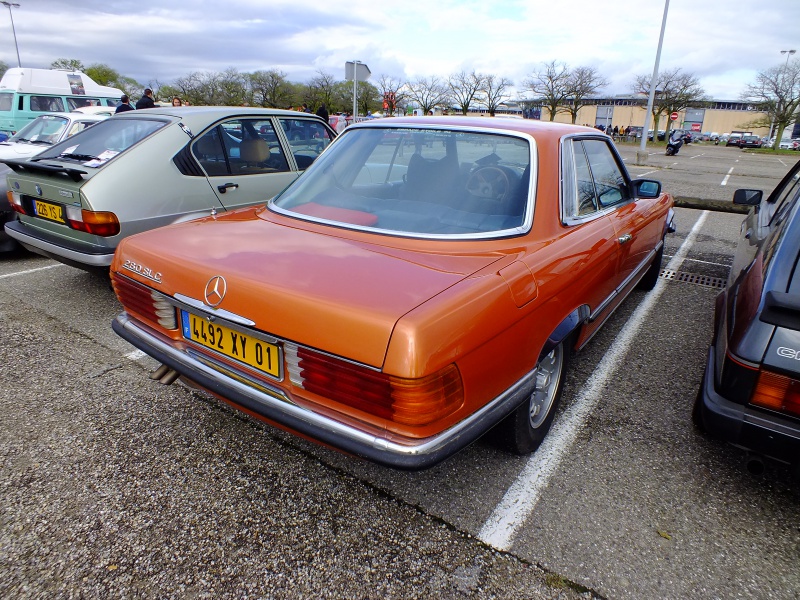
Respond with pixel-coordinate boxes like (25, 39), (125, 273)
(732, 189), (762, 206)
(631, 178), (662, 199)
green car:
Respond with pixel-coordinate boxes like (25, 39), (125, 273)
(3, 106), (335, 270)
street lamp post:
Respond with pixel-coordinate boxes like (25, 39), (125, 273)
(636, 0), (670, 165)
(1, 1), (20, 68)
(781, 49), (796, 69)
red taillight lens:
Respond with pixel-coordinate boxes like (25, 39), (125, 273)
(285, 344), (464, 427)
(111, 271), (177, 330)
(66, 207), (120, 236)
(750, 371), (800, 418)
(6, 190), (24, 214)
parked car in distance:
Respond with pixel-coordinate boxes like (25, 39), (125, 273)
(110, 117), (675, 469)
(3, 106), (335, 270)
(740, 134), (763, 149)
(726, 133), (743, 146)
(72, 105), (118, 117)
(328, 114), (347, 134)
(695, 158), (800, 474)
(0, 111), (107, 252)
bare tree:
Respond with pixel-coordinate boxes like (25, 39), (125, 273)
(564, 66), (608, 124)
(404, 76), (450, 115)
(525, 60), (570, 121)
(250, 69), (295, 108)
(741, 58), (800, 149)
(478, 74), (513, 116)
(448, 70), (485, 115)
(307, 70), (337, 112)
(377, 74), (406, 115)
(632, 67), (706, 137)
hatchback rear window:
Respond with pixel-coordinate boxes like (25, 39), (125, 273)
(34, 117), (168, 168)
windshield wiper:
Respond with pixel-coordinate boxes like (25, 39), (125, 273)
(29, 139), (53, 145)
(58, 152), (100, 161)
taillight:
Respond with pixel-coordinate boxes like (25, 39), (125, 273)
(284, 344), (464, 427)
(750, 370), (800, 418)
(111, 272), (177, 330)
(6, 190), (24, 214)
(65, 205), (120, 236)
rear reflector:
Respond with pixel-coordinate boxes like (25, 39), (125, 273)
(750, 370), (800, 418)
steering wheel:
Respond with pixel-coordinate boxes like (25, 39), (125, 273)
(466, 166), (511, 201)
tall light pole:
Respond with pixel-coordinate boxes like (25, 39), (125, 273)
(636, 0), (670, 165)
(1, 2), (20, 68)
(781, 49), (796, 71)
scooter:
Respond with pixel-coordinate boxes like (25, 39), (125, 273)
(665, 137), (683, 156)
(665, 132), (690, 156)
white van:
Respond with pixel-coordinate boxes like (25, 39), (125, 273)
(0, 68), (123, 135)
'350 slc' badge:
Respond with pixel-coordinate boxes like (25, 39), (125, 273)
(122, 259), (162, 284)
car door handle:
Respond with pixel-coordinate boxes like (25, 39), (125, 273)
(618, 234), (632, 245)
(217, 182), (239, 194)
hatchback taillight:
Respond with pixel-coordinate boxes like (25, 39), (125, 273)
(6, 190), (24, 214)
(750, 370), (800, 418)
(65, 205), (120, 236)
(284, 343), (464, 427)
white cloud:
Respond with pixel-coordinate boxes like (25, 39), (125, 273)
(1, 0), (797, 99)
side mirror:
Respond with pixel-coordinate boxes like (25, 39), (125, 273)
(732, 189), (762, 206)
(631, 178), (662, 199)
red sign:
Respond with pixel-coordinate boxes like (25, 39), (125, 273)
(670, 112), (679, 121)
(691, 123), (701, 131)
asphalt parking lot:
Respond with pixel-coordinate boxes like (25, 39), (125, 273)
(2, 144), (800, 599)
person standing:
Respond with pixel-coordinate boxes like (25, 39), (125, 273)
(136, 88), (156, 109)
(115, 95), (134, 113)
(315, 103), (329, 123)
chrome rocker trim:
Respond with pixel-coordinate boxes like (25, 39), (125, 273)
(113, 313), (538, 470)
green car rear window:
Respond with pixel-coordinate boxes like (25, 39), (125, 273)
(35, 118), (168, 168)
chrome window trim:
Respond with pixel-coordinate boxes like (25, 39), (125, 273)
(559, 134), (635, 227)
(268, 123), (538, 241)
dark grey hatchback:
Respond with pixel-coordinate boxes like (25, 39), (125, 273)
(695, 158), (800, 473)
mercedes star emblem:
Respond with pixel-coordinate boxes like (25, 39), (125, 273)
(203, 275), (227, 307)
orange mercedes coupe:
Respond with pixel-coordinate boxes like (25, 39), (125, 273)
(111, 117), (674, 469)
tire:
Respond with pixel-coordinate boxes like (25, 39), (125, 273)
(665, 146), (675, 156)
(637, 243), (664, 291)
(497, 340), (569, 455)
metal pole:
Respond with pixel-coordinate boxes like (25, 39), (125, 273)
(636, 0), (669, 165)
(352, 60), (359, 120)
(1, 2), (20, 68)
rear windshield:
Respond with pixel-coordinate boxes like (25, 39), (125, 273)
(271, 126), (532, 238)
(34, 117), (168, 168)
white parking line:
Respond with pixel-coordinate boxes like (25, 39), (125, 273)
(689, 153), (705, 159)
(478, 211), (709, 551)
(636, 170), (659, 177)
(0, 264), (63, 279)
(721, 167), (734, 186)
(124, 349), (147, 361)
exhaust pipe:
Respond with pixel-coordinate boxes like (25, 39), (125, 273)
(746, 454), (765, 476)
(149, 364), (171, 380)
(150, 363), (180, 385)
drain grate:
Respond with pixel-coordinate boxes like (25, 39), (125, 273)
(659, 269), (726, 289)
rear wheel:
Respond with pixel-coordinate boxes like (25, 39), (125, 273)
(637, 243), (664, 291)
(665, 146), (675, 156)
(497, 340), (569, 454)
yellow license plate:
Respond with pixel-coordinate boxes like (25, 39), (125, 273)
(181, 311), (280, 378)
(34, 199), (66, 224)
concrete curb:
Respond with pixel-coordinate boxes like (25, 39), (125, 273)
(673, 196), (750, 214)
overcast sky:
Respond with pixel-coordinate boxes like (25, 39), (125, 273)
(1, 0), (798, 100)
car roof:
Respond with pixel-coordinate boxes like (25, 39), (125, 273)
(27, 111), (106, 122)
(114, 106), (327, 121)
(350, 115), (594, 143)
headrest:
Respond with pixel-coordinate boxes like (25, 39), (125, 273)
(240, 138), (270, 163)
